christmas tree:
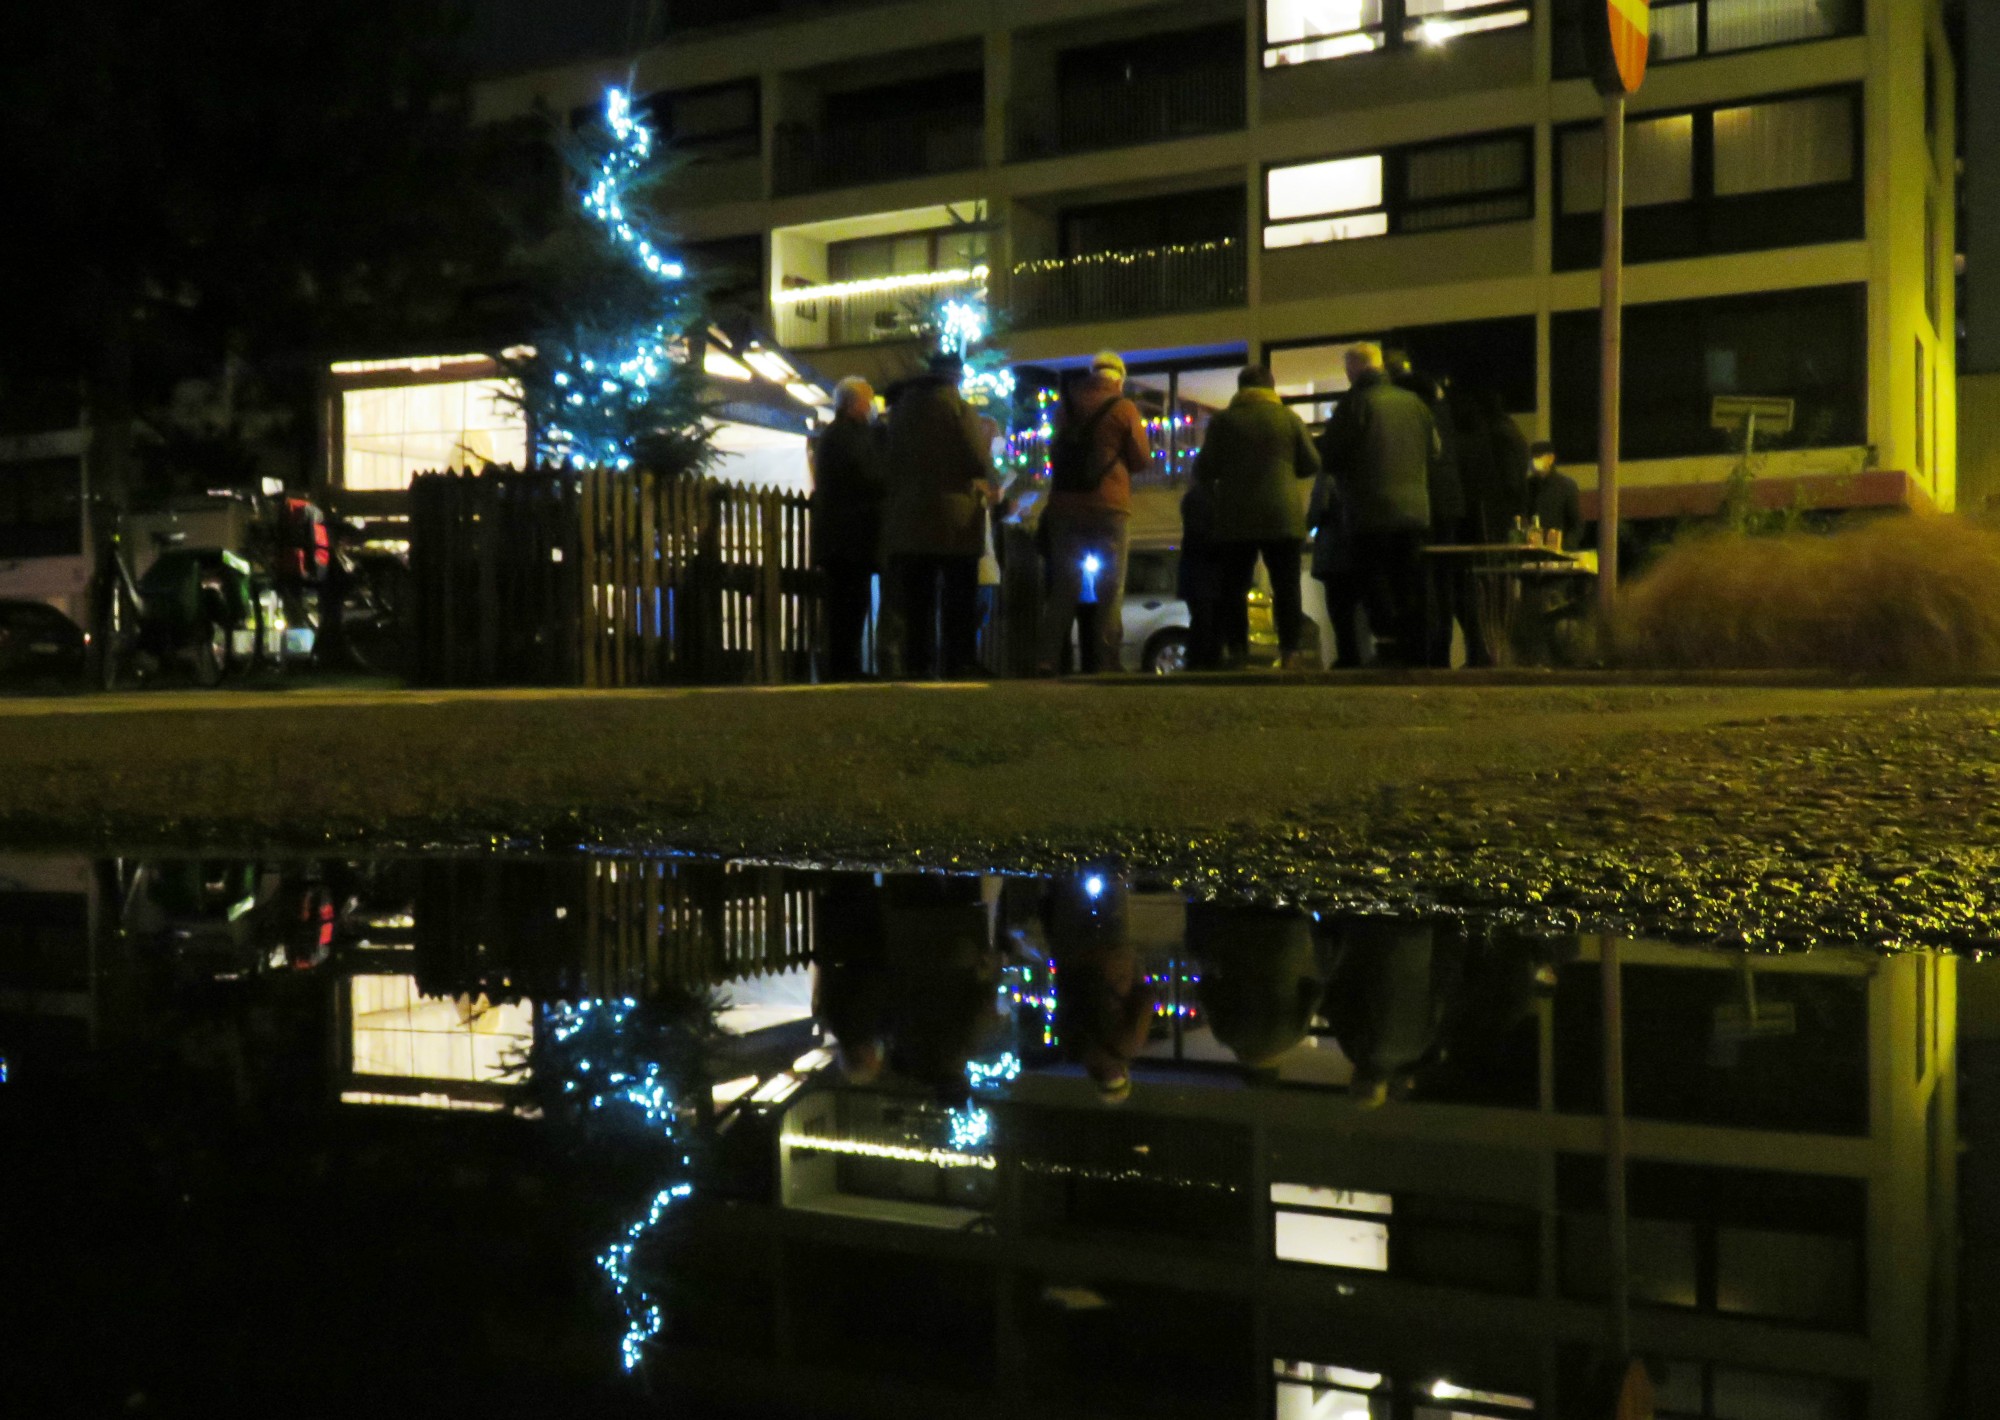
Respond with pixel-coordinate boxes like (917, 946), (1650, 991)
(504, 88), (713, 475)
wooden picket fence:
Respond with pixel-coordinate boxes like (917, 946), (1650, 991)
(409, 856), (819, 1004)
(409, 465), (822, 687)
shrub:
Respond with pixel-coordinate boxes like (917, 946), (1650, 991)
(1615, 515), (2000, 675)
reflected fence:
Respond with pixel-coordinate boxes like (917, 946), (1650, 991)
(410, 466), (821, 688)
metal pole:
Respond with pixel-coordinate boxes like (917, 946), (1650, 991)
(1596, 94), (1626, 621)
(1601, 933), (1632, 1361)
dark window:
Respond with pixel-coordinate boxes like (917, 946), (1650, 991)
(1555, 87), (1862, 268)
(1550, 285), (1866, 463)
(645, 79), (760, 162)
(1263, 0), (1532, 69)
(1558, 1158), (1865, 1331)
(686, 234), (764, 320)
(1265, 130), (1533, 248)
(1555, 0), (1861, 76)
(1268, 314), (1538, 426)
(1035, 22), (1246, 158)
(0, 458), (84, 559)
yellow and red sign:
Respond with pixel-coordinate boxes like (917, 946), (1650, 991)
(1588, 0), (1651, 97)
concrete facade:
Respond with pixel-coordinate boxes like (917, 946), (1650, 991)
(475, 0), (1958, 518)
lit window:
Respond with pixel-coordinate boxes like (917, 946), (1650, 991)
(1275, 1359), (1387, 1419)
(1265, 132), (1531, 248)
(1404, 0), (1532, 47)
(340, 377), (527, 492)
(1712, 93), (1855, 197)
(1272, 1184), (1394, 1213)
(1266, 154), (1385, 246)
(1266, 0), (1386, 66)
(1267, 0), (1527, 66)
(1560, 115), (1697, 214)
(349, 975), (532, 1083)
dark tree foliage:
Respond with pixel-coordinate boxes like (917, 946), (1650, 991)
(0, 0), (552, 494)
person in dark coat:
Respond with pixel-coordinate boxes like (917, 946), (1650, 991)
(1316, 343), (1439, 666)
(884, 354), (997, 678)
(1190, 364), (1323, 668)
(810, 377), (885, 681)
(1387, 351), (1468, 668)
(1455, 386), (1530, 545)
(1525, 441), (1585, 552)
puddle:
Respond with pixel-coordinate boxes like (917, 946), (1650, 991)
(0, 853), (1987, 1417)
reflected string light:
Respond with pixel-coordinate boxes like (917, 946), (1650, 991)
(780, 1131), (997, 1170)
(549, 994), (697, 1374)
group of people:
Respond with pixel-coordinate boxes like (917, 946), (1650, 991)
(1182, 341), (1585, 670)
(808, 342), (1585, 678)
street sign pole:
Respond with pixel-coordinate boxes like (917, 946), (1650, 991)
(1597, 92), (1626, 620)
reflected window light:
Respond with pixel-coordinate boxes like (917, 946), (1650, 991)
(1275, 1210), (1390, 1269)
(749, 1072), (803, 1105)
(1271, 1183), (1393, 1214)
(1428, 1378), (1534, 1410)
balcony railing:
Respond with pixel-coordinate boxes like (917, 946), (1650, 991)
(1008, 238), (1246, 329)
(772, 268), (988, 350)
(773, 109), (985, 195)
(1013, 62), (1246, 161)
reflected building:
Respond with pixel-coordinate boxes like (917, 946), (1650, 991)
(0, 855), (1971, 1419)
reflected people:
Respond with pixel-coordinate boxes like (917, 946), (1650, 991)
(1044, 872), (1152, 1100)
(1321, 916), (1455, 1107)
(1186, 900), (1322, 1075)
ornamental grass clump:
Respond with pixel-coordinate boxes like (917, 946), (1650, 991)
(1616, 515), (2000, 676)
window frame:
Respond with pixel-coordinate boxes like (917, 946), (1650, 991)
(1552, 84), (1864, 270)
(1262, 0), (1534, 69)
(644, 78), (762, 163)
(1555, 0), (1863, 76)
(1261, 126), (1535, 250)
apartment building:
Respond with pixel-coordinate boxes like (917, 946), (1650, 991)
(475, 0), (1957, 531)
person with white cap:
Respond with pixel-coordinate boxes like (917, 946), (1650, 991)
(1039, 350), (1150, 673)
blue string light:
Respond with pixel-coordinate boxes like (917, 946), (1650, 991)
(535, 89), (701, 473)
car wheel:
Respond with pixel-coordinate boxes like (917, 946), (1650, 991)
(1143, 630), (1189, 675)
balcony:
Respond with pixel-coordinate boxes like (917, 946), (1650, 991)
(772, 108), (985, 195)
(772, 268), (988, 350)
(1008, 238), (1246, 329)
(1012, 24), (1246, 161)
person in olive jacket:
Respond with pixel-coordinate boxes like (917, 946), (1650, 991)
(810, 376), (886, 681)
(1316, 342), (1440, 666)
(1189, 364), (1322, 668)
(883, 354), (997, 678)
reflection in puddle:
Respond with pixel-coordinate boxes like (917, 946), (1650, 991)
(0, 852), (1985, 1418)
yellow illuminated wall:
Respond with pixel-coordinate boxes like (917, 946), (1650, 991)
(340, 378), (527, 492)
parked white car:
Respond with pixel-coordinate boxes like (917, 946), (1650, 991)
(1117, 544), (1334, 673)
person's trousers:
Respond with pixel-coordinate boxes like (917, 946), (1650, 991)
(1425, 516), (1490, 668)
(892, 553), (980, 679)
(1212, 539), (1305, 662)
(1040, 512), (1129, 673)
(1181, 545), (1224, 670)
(821, 558), (874, 681)
(1318, 560), (1368, 668)
(1351, 529), (1428, 666)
